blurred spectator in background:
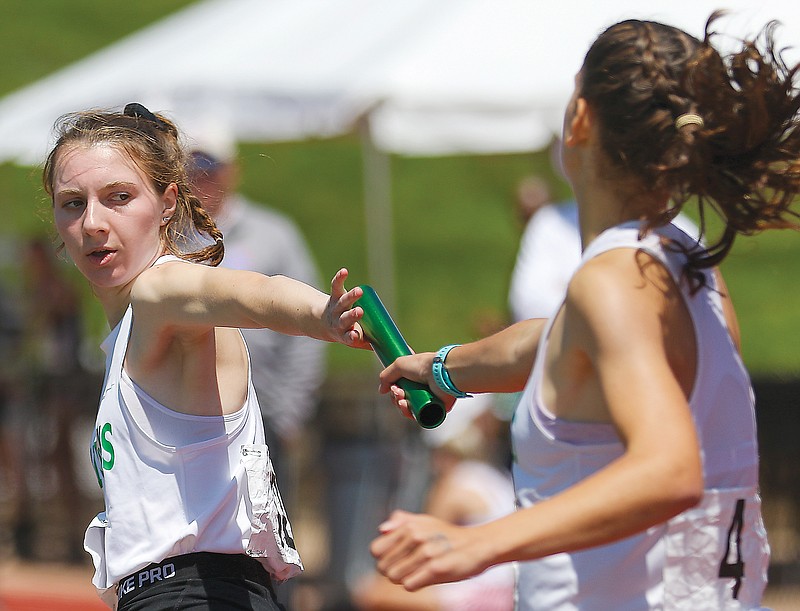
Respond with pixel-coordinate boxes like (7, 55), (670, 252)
(0, 260), (24, 558)
(509, 142), (698, 323)
(188, 129), (326, 606)
(188, 130), (325, 472)
(350, 394), (515, 611)
(513, 175), (553, 226)
(508, 176), (580, 322)
(17, 237), (94, 561)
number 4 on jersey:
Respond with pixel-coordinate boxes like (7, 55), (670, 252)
(718, 498), (745, 599)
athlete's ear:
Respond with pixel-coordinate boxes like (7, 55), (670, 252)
(161, 183), (178, 222)
(565, 98), (592, 146)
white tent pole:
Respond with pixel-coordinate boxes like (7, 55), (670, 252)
(360, 119), (396, 313)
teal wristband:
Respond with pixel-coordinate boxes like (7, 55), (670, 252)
(431, 344), (471, 399)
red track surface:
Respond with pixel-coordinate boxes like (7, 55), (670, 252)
(0, 561), (107, 611)
(2, 559), (799, 610)
(0, 594), (106, 611)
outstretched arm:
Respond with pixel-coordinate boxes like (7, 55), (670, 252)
(132, 262), (369, 348)
(371, 250), (703, 590)
(378, 318), (546, 420)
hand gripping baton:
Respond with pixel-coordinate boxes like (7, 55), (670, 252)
(356, 285), (446, 429)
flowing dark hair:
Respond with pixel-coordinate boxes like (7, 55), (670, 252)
(580, 12), (800, 287)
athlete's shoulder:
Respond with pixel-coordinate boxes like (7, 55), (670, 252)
(130, 257), (214, 309)
(566, 247), (676, 340)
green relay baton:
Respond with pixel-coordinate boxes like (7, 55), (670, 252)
(356, 285), (446, 429)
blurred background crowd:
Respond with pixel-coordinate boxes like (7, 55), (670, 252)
(1, 152), (798, 610)
(0, 220), (520, 610)
(1, 1), (800, 609)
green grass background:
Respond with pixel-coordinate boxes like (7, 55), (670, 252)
(1, 0), (798, 376)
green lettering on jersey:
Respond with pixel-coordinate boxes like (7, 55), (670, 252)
(101, 422), (115, 470)
(91, 422), (115, 489)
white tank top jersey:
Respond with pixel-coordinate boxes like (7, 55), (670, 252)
(83, 256), (302, 606)
(511, 222), (770, 610)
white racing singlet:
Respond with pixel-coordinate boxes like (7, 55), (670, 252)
(511, 222), (770, 610)
(84, 256), (302, 606)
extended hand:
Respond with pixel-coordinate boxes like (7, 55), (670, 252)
(370, 510), (490, 591)
(379, 354), (456, 421)
(325, 268), (370, 349)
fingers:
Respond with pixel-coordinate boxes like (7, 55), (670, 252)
(328, 269), (363, 316)
(389, 385), (415, 421)
(370, 513), (459, 591)
(329, 267), (350, 299)
(378, 354), (424, 393)
(379, 353), (455, 419)
(346, 323), (366, 345)
(345, 324), (371, 350)
(325, 269), (370, 347)
(329, 269), (363, 312)
(339, 311), (368, 349)
(338, 303), (367, 349)
(399, 534), (455, 591)
(378, 509), (413, 534)
(378, 362), (401, 395)
(372, 518), (427, 584)
(377, 363), (414, 419)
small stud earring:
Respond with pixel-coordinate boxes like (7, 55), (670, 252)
(163, 217), (170, 223)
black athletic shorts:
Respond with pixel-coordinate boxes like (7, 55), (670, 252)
(116, 551), (286, 610)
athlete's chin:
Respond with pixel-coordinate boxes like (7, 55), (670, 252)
(82, 266), (132, 291)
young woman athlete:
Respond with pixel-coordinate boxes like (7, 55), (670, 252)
(372, 13), (800, 610)
(43, 103), (367, 610)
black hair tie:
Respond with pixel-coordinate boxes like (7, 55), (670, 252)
(124, 102), (167, 131)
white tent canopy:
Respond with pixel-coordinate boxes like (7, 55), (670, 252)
(0, 0), (452, 165)
(1, 0), (798, 303)
(359, 0), (800, 155)
(0, 0), (798, 164)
